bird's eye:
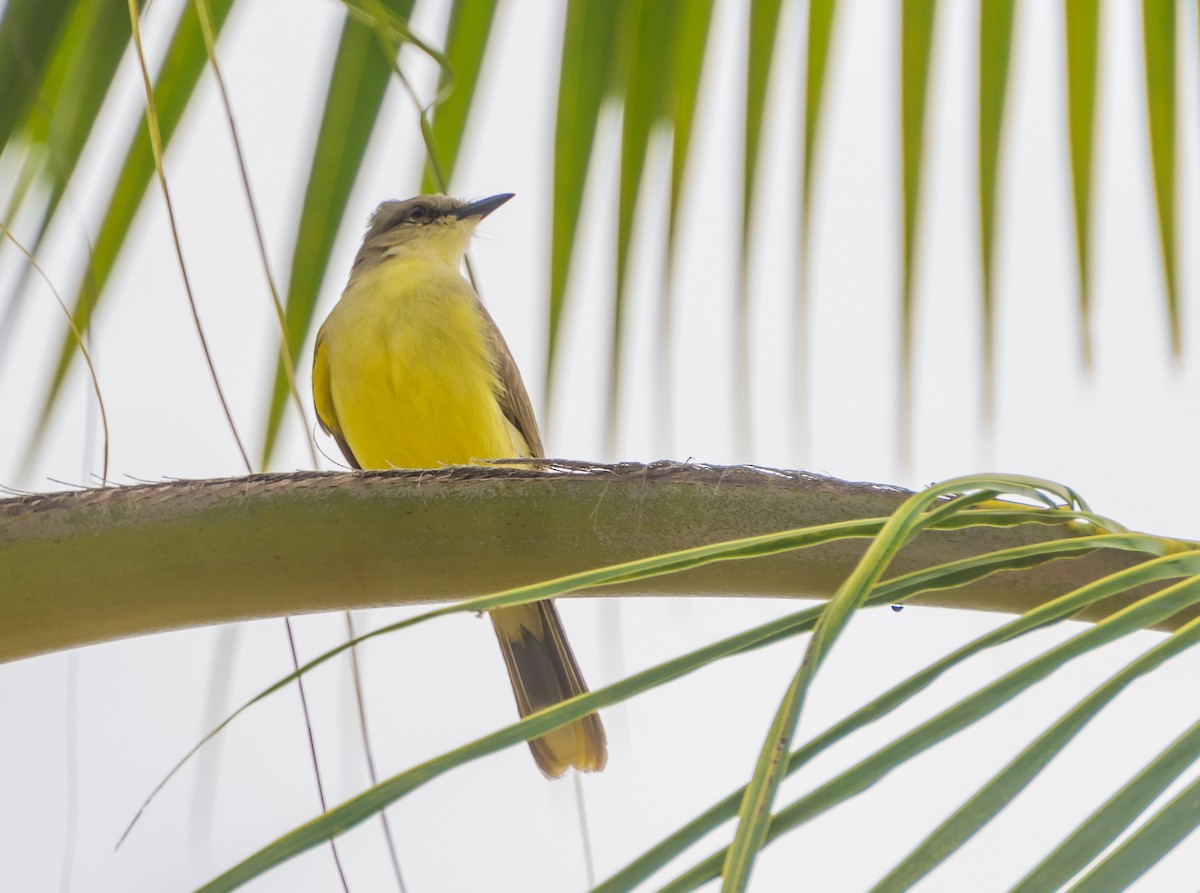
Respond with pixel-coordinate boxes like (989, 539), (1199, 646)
(408, 204), (429, 221)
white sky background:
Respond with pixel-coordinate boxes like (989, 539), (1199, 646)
(3, 0), (1200, 891)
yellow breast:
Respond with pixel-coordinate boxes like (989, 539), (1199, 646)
(315, 258), (527, 469)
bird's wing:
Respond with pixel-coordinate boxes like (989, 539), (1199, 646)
(312, 327), (362, 469)
(477, 298), (545, 460)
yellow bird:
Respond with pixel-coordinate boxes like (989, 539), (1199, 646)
(312, 193), (606, 777)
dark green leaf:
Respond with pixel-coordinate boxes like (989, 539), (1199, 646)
(609, 0), (678, 451)
(658, 556), (1200, 892)
(0, 0), (77, 154)
(719, 643), (811, 893)
(596, 533), (1178, 892)
(665, 0), (715, 257)
(1064, 0), (1099, 366)
(419, 0), (500, 193)
(0, 1), (137, 373)
(795, 0), (838, 458)
(1015, 709), (1200, 891)
(899, 0), (937, 463)
(731, 0), (785, 456)
(743, 0), (785, 241)
(261, 0), (417, 469)
(29, 0), (136, 196)
(719, 477), (1044, 892)
(873, 612), (1200, 891)
(547, 0), (622, 404)
(659, 0), (714, 448)
(34, 0), (236, 452)
(978, 0), (1015, 422)
(600, 532), (1161, 888)
(1065, 772), (1200, 892)
(1142, 0), (1178, 354)
(800, 0), (837, 229)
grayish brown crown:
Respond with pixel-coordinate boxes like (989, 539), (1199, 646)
(350, 193), (514, 271)
(364, 194), (464, 241)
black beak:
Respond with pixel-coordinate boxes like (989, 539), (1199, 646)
(453, 193), (514, 220)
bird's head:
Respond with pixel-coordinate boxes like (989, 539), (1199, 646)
(354, 193), (514, 269)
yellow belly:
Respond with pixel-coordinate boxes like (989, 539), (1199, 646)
(317, 259), (526, 469)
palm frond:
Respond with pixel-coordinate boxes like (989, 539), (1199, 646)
(260, 0), (416, 468)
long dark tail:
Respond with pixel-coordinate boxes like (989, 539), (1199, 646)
(490, 600), (607, 777)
